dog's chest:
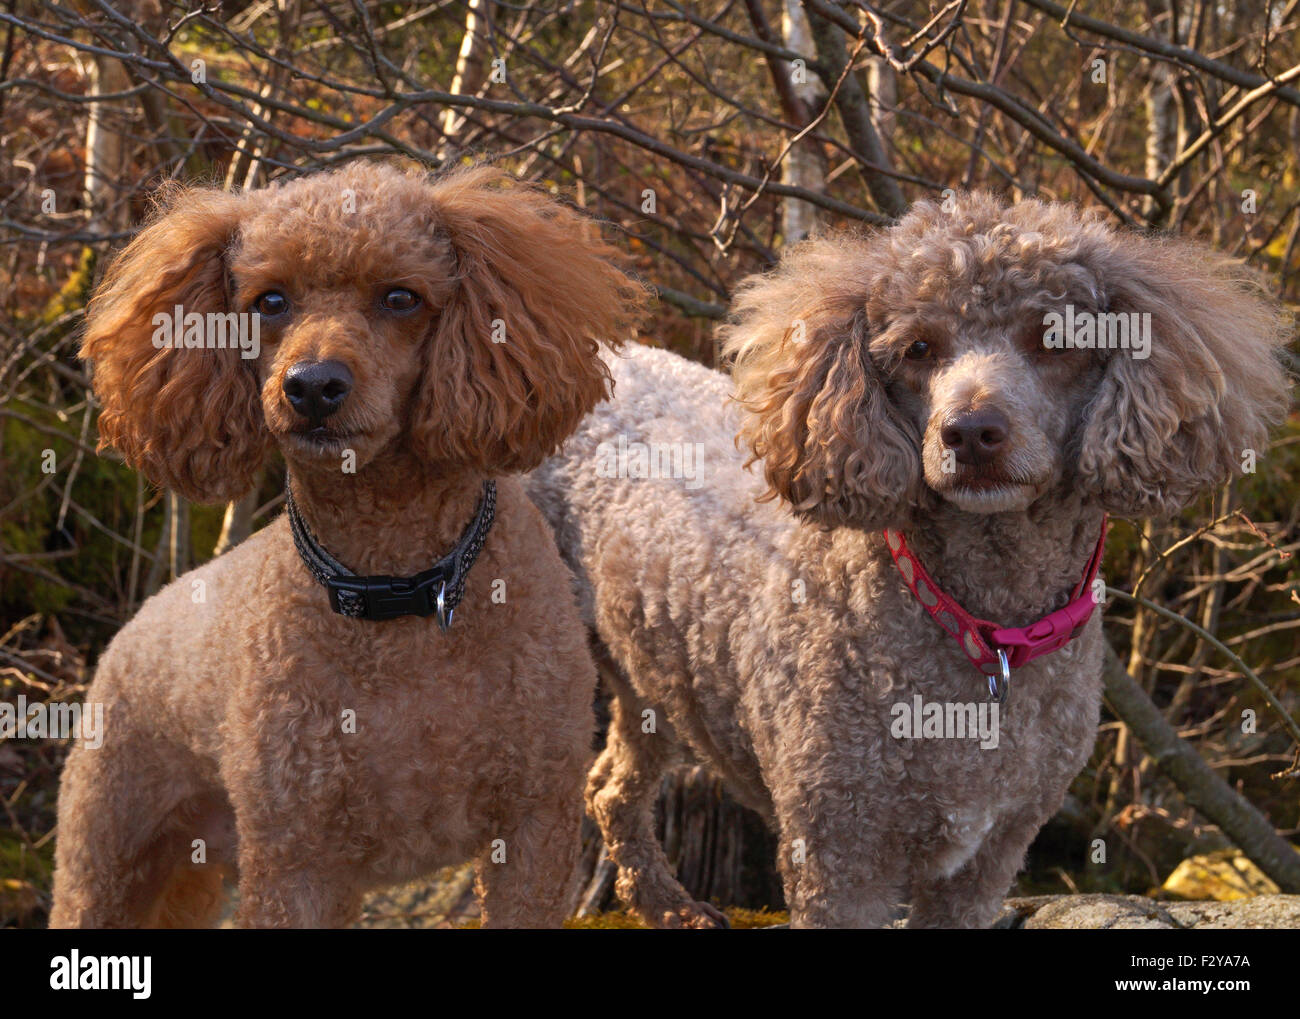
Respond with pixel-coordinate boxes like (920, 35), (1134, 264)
(893, 635), (1104, 874)
(303, 626), (514, 875)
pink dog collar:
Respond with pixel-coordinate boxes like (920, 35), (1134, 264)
(883, 517), (1108, 702)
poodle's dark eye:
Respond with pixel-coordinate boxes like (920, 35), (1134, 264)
(253, 291), (289, 318)
(381, 288), (420, 312)
(904, 340), (932, 361)
(1030, 322), (1071, 355)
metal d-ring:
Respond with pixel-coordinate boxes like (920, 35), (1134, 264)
(435, 580), (453, 633)
(987, 648), (1011, 705)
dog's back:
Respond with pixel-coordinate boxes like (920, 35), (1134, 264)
(528, 344), (791, 626)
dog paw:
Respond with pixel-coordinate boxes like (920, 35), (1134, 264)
(658, 900), (730, 929)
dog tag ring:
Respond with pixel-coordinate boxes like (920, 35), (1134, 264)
(987, 648), (1011, 704)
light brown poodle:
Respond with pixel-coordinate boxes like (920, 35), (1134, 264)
(51, 161), (641, 928)
(528, 193), (1293, 928)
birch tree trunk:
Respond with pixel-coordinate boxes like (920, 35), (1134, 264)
(441, 0), (494, 150)
(801, 0), (907, 218)
(82, 55), (130, 231)
(213, 482), (263, 557)
(1141, 2), (1190, 222)
(781, 0), (824, 244)
(866, 56), (896, 144)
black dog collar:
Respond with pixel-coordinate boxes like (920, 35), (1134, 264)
(285, 478), (496, 629)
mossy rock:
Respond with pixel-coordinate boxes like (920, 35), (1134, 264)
(460, 907), (790, 929)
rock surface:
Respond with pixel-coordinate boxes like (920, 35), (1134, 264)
(995, 894), (1300, 929)
(347, 885), (1300, 928)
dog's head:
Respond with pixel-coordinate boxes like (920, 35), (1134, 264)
(724, 192), (1292, 529)
(81, 162), (643, 502)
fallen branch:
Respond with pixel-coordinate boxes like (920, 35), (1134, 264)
(1101, 642), (1300, 893)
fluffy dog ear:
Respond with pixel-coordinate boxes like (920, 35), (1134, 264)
(1076, 233), (1292, 518)
(722, 237), (922, 529)
(411, 167), (645, 474)
(81, 186), (268, 504)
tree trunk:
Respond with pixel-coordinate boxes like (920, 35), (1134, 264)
(213, 478), (263, 557)
(1102, 643), (1300, 893)
(801, 0), (906, 219)
(82, 55), (130, 230)
(573, 764), (782, 915)
(441, 0), (494, 150)
(780, 0), (823, 244)
(866, 56), (896, 143)
(573, 672), (783, 916)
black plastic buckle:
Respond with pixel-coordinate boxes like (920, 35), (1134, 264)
(327, 567), (448, 622)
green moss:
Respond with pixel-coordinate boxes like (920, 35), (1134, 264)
(0, 831), (53, 928)
(459, 907), (790, 929)
(39, 246), (95, 326)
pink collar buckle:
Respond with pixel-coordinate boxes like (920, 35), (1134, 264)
(989, 593), (1098, 669)
(884, 517), (1108, 703)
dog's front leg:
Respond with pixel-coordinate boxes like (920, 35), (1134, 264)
(222, 681), (362, 929)
(473, 775), (586, 929)
(772, 778), (908, 929)
(906, 808), (1043, 929)
(234, 853), (362, 929)
(230, 796), (362, 928)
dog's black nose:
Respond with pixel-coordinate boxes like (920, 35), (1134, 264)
(283, 360), (353, 422)
(941, 408), (1010, 466)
